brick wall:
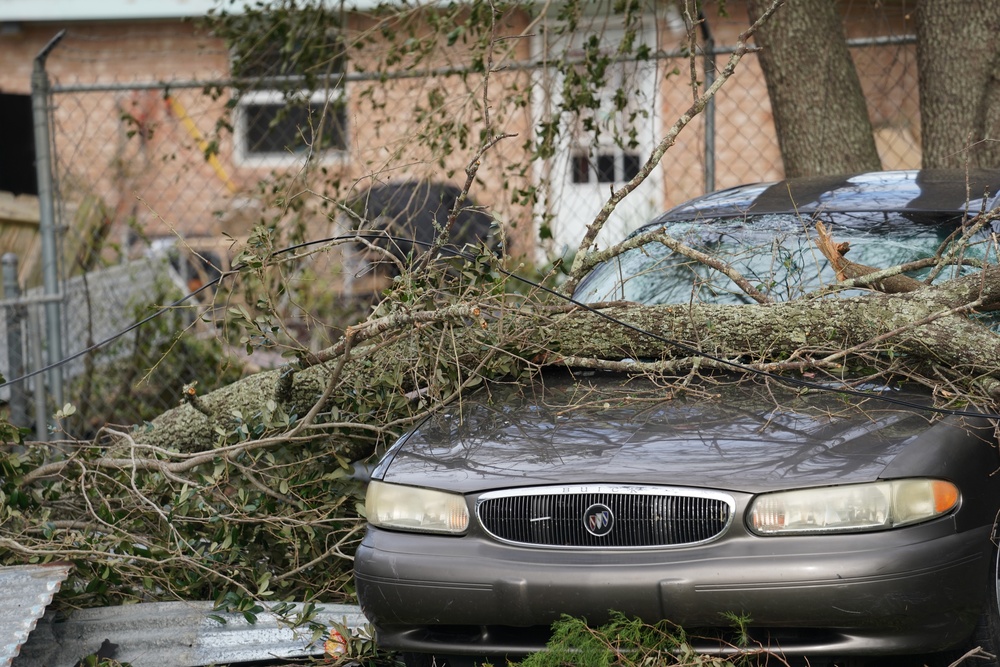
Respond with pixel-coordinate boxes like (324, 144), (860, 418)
(0, 2), (921, 266)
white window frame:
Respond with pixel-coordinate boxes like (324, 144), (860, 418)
(232, 87), (348, 168)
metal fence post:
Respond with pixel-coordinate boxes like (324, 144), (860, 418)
(2, 253), (27, 428)
(28, 308), (48, 442)
(703, 38), (716, 194)
(31, 30), (67, 411)
(699, 10), (716, 195)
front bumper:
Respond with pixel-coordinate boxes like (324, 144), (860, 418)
(354, 517), (992, 657)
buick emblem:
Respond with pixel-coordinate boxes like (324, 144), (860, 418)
(583, 503), (615, 537)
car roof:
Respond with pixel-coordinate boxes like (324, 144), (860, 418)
(657, 169), (1000, 223)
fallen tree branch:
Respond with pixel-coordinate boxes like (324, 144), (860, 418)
(113, 263), (1000, 457)
(815, 221), (925, 292)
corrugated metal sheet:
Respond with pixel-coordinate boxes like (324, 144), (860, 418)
(14, 600), (367, 667)
(0, 563), (72, 667)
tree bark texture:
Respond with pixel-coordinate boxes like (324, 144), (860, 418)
(139, 266), (1000, 455)
(917, 0), (1000, 169)
(746, 0), (882, 177)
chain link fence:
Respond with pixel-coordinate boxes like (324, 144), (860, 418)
(0, 18), (921, 438)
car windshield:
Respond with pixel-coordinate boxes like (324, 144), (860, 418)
(572, 211), (994, 306)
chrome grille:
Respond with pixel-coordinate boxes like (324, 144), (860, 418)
(476, 485), (734, 548)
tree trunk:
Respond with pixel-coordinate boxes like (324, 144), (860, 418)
(746, 0), (882, 177)
(917, 0), (1000, 169)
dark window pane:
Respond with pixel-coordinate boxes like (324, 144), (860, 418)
(622, 152), (641, 181)
(0, 93), (35, 195)
(245, 99), (346, 155)
(572, 154), (592, 184)
(596, 153), (616, 182)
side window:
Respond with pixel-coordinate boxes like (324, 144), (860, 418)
(230, 19), (348, 165)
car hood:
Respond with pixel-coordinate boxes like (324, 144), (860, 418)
(377, 371), (947, 495)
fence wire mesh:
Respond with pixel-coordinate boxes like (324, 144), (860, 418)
(0, 11), (922, 435)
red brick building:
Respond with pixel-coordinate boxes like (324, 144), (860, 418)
(0, 0), (920, 262)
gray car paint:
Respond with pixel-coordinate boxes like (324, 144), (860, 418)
(378, 372), (982, 495)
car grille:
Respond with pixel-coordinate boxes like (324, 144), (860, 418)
(476, 485), (734, 548)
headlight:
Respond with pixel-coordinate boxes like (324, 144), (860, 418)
(748, 479), (959, 535)
(365, 480), (469, 534)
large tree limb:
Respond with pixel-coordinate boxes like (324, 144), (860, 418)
(131, 265), (1000, 455)
(547, 290), (999, 382)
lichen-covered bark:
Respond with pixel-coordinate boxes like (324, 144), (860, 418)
(549, 295), (999, 377)
(138, 266), (1000, 456)
(141, 365), (338, 452)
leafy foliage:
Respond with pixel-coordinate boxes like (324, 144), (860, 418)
(0, 374), (27, 446)
(68, 278), (246, 432)
(0, 241), (539, 606)
(516, 612), (773, 667)
(0, 412), (367, 606)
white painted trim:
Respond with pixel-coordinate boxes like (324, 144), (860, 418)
(0, 0), (384, 22)
(232, 88), (349, 168)
(530, 15), (663, 256)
